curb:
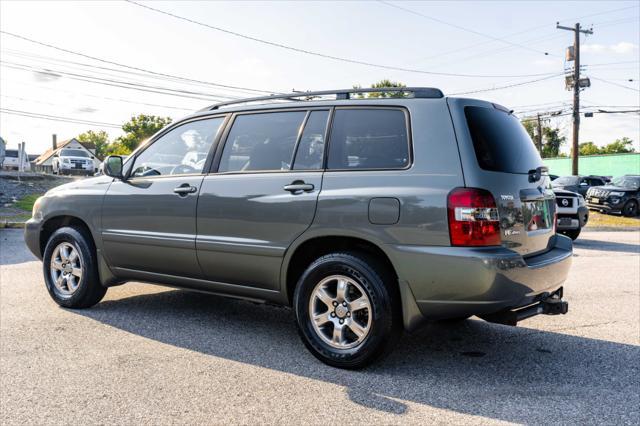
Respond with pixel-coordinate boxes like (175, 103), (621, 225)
(583, 226), (640, 232)
(0, 222), (26, 229)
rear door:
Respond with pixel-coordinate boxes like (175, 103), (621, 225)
(196, 109), (329, 290)
(447, 98), (556, 256)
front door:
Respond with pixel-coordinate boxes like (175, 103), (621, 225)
(101, 116), (226, 278)
(196, 109), (329, 290)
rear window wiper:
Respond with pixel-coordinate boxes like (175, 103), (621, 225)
(528, 166), (548, 183)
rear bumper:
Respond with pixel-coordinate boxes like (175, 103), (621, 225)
(388, 234), (572, 323)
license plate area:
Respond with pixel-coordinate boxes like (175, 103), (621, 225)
(590, 197), (600, 204)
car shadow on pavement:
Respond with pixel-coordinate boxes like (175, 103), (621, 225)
(74, 289), (639, 424)
(573, 238), (640, 254)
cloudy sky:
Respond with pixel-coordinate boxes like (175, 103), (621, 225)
(0, 0), (638, 154)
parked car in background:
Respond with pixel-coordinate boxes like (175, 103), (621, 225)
(553, 189), (589, 240)
(24, 87), (572, 369)
(52, 148), (96, 176)
(586, 175), (640, 217)
(1, 148), (31, 171)
(552, 175), (607, 196)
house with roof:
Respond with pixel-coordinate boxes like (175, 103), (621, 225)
(33, 138), (101, 173)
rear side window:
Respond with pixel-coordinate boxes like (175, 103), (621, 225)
(219, 111), (306, 172)
(327, 109), (409, 170)
(465, 106), (542, 173)
(293, 110), (329, 170)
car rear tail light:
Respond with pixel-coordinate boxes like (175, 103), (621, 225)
(447, 188), (501, 246)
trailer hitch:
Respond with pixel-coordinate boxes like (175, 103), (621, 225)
(480, 288), (568, 326)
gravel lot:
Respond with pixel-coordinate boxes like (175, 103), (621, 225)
(1, 229), (638, 425)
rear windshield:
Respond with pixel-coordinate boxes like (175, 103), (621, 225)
(464, 106), (542, 174)
(60, 149), (90, 158)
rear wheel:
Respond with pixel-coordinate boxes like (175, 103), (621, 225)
(42, 226), (107, 308)
(623, 200), (638, 217)
(293, 252), (402, 369)
(560, 228), (581, 240)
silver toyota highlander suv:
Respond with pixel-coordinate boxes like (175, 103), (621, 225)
(25, 87), (572, 368)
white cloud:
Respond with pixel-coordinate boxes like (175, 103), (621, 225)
(610, 42), (638, 54)
(582, 42), (638, 55)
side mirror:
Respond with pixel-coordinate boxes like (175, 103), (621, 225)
(104, 155), (124, 179)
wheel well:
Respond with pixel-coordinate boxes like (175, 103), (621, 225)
(285, 236), (398, 305)
(39, 215), (94, 255)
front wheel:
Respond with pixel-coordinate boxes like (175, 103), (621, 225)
(42, 226), (107, 308)
(623, 200), (638, 217)
(560, 228), (581, 240)
(293, 252), (402, 369)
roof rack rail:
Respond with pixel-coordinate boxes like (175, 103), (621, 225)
(205, 87), (443, 111)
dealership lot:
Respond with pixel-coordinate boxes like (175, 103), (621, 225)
(1, 229), (638, 424)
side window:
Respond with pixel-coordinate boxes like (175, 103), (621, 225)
(293, 110), (329, 170)
(327, 109), (409, 170)
(219, 111), (306, 172)
(131, 117), (224, 178)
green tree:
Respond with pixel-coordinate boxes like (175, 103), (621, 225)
(77, 130), (110, 159)
(541, 127), (566, 158)
(522, 120), (536, 141)
(353, 79), (407, 98)
(579, 141), (601, 156)
(601, 137), (635, 154)
(113, 114), (172, 154)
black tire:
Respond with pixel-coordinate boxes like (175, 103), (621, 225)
(623, 200), (638, 217)
(293, 252), (402, 369)
(560, 228), (581, 240)
(42, 226), (107, 308)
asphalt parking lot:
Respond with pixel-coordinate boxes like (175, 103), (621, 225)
(1, 229), (638, 424)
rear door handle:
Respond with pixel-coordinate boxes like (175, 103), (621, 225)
(173, 184), (198, 196)
(284, 181), (314, 194)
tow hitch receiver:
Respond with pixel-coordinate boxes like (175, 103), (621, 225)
(480, 288), (568, 326)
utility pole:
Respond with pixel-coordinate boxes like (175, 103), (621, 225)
(536, 113), (543, 153)
(557, 22), (593, 175)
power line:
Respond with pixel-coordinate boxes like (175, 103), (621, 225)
(124, 0), (561, 79)
(585, 60), (640, 67)
(1, 48), (266, 97)
(378, 0), (555, 57)
(447, 73), (564, 96)
(0, 108), (122, 128)
(1, 61), (235, 102)
(412, 4), (639, 65)
(591, 76), (640, 92)
(0, 30), (278, 94)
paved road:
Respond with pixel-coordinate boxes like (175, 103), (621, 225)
(1, 229), (638, 424)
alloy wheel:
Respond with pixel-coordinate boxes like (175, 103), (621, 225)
(50, 242), (83, 296)
(308, 275), (372, 349)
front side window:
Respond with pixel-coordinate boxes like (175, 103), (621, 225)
(219, 111), (306, 172)
(131, 117), (224, 178)
(327, 109), (409, 170)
